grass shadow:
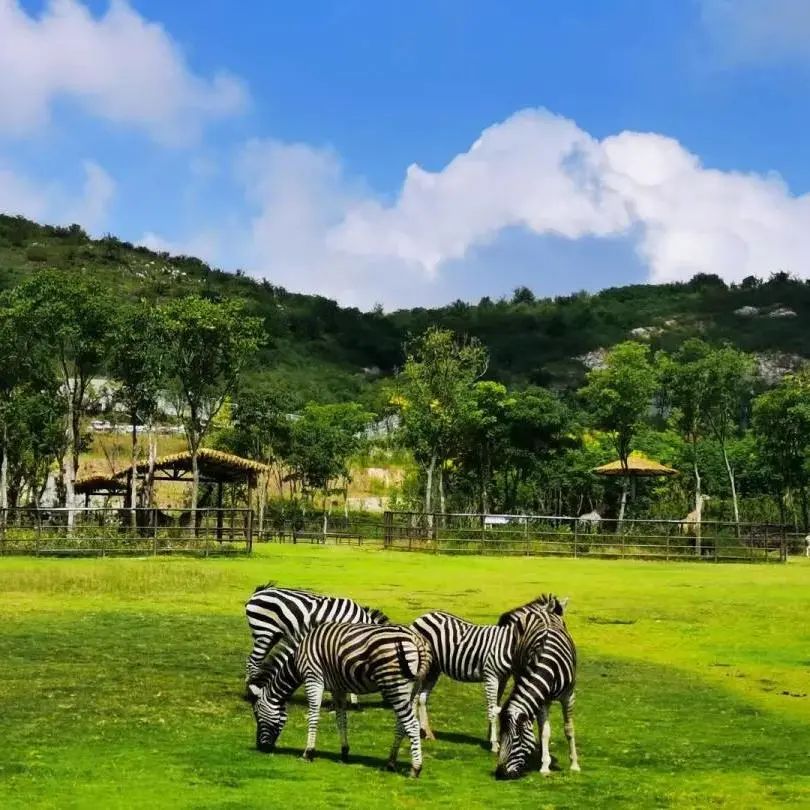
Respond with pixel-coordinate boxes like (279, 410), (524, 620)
(431, 729), (491, 752)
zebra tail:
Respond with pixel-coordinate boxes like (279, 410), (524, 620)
(394, 640), (414, 680)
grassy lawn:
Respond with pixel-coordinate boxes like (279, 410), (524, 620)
(0, 547), (808, 809)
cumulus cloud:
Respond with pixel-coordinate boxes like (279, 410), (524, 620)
(699, 0), (810, 65)
(0, 0), (247, 142)
(131, 108), (810, 308)
(0, 159), (115, 231)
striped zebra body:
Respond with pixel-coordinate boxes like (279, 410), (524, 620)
(411, 610), (515, 751)
(495, 608), (579, 780)
(247, 622), (432, 777)
(497, 593), (568, 630)
(244, 584), (388, 685)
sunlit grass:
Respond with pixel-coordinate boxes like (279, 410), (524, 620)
(0, 547), (808, 808)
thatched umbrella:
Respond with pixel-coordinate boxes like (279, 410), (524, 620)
(593, 452), (678, 522)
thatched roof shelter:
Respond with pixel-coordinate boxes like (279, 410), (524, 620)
(74, 474), (127, 495)
(126, 448), (269, 485)
(593, 452), (678, 477)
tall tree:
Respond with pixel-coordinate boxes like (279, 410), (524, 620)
(288, 403), (371, 504)
(162, 297), (262, 522)
(699, 346), (754, 528)
(10, 270), (113, 528)
(109, 303), (169, 527)
(396, 327), (488, 515)
(752, 372), (810, 531)
(580, 341), (657, 526)
(658, 339), (712, 551)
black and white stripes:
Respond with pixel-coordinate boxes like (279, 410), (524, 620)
(410, 610), (516, 751)
(247, 622), (432, 777)
(244, 584), (389, 684)
(495, 607), (579, 779)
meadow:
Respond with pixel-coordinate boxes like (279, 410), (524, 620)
(0, 546), (808, 809)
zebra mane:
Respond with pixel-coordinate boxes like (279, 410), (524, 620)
(252, 581), (277, 594)
(497, 593), (564, 627)
(363, 605), (390, 625)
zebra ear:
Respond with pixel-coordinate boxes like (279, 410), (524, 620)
(559, 596), (570, 613)
(247, 684), (262, 704)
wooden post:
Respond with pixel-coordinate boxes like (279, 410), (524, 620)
(573, 517), (578, 559)
(152, 507), (158, 556)
(247, 476), (256, 544)
(383, 510), (393, 548)
(216, 481), (224, 541)
(246, 508), (253, 554)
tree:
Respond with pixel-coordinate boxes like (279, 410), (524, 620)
(580, 342), (657, 526)
(752, 372), (810, 531)
(699, 346), (754, 528)
(224, 385), (299, 533)
(10, 270), (113, 528)
(288, 403), (371, 504)
(162, 297), (262, 522)
(108, 304), (169, 527)
(395, 327), (488, 515)
(658, 339), (712, 551)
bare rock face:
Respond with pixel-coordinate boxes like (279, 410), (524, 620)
(768, 307), (797, 318)
(755, 352), (807, 384)
(577, 348), (608, 370)
(629, 326), (663, 340)
(734, 305), (759, 317)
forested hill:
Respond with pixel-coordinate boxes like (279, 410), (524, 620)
(2, 214), (809, 400)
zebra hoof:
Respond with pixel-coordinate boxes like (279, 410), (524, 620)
(490, 743), (500, 754)
(409, 765), (422, 779)
(570, 763), (581, 773)
(302, 749), (315, 762)
(340, 746), (350, 763)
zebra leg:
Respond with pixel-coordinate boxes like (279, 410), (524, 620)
(561, 691), (580, 772)
(302, 680), (324, 761)
(537, 704), (552, 775)
(483, 673), (502, 752)
(333, 692), (350, 762)
(385, 690), (423, 777)
(416, 676), (437, 740)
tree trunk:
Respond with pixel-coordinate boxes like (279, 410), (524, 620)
(257, 472), (267, 537)
(438, 462), (445, 516)
(130, 416), (138, 531)
(425, 453), (436, 514)
(617, 475), (629, 530)
(0, 422), (8, 535)
(721, 444), (740, 532)
(64, 391), (76, 533)
(190, 445), (200, 536)
(693, 440), (702, 556)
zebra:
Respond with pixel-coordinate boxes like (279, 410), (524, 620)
(410, 610), (515, 752)
(495, 608), (579, 780)
(410, 595), (568, 752)
(246, 622), (432, 777)
(244, 584), (389, 689)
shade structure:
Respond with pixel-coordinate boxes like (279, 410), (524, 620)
(592, 452), (678, 477)
(123, 448), (269, 485)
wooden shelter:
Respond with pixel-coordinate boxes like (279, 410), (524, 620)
(76, 449), (269, 533)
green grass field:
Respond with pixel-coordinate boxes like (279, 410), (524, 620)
(1, 548), (808, 809)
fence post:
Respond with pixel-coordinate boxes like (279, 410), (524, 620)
(573, 517), (578, 559)
(322, 512), (328, 545)
(621, 532), (625, 559)
(383, 511), (393, 549)
(152, 508), (158, 557)
(246, 509), (254, 554)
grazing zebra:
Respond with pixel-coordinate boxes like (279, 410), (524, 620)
(244, 584), (389, 686)
(495, 609), (579, 780)
(497, 593), (568, 629)
(246, 622), (432, 777)
(410, 610), (515, 752)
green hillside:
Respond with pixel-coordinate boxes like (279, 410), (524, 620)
(2, 214), (809, 399)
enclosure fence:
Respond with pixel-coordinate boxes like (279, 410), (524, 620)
(258, 510), (800, 563)
(0, 507), (253, 557)
(1, 507), (803, 562)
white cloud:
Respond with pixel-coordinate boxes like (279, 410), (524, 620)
(131, 108), (810, 308)
(699, 0), (810, 65)
(0, 0), (247, 142)
(0, 159), (115, 231)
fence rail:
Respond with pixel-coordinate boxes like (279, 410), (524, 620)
(0, 507), (253, 557)
(257, 511), (799, 563)
(0, 507), (802, 562)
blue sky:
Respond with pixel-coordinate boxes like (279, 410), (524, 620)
(2, 0), (810, 309)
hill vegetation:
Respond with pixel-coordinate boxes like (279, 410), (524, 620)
(2, 214), (810, 400)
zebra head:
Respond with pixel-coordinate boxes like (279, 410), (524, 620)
(494, 706), (535, 780)
(246, 683), (288, 753)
